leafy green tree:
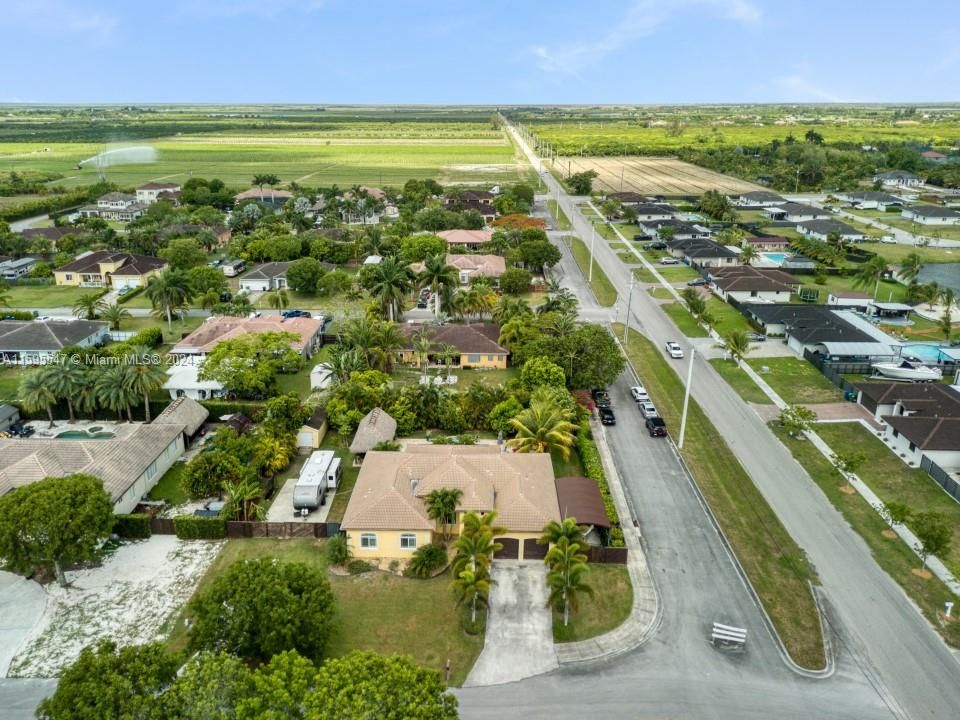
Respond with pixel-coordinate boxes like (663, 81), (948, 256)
(697, 189), (736, 221)
(566, 170), (598, 195)
(400, 234), (448, 263)
(544, 536), (593, 627)
(0, 474), (113, 586)
(36, 640), (181, 720)
(778, 405), (817, 436)
(72, 292), (107, 320)
(487, 396), (524, 434)
(724, 330), (751, 366)
(187, 265), (227, 295)
(100, 303), (131, 331)
(146, 269), (196, 332)
(239, 650), (319, 720)
(498, 267), (533, 295)
(158, 651), (255, 720)
(261, 393), (311, 436)
(221, 476), (266, 521)
(181, 451), (246, 499)
(199, 331), (302, 398)
(326, 534), (351, 566)
(832, 451), (867, 477)
(159, 237), (207, 271)
(18, 369), (57, 427)
(492, 296), (532, 324)
(882, 502), (912, 528)
(520, 357), (567, 390)
(188, 558), (336, 662)
(317, 268), (353, 296)
(287, 257), (326, 293)
(507, 395), (577, 460)
(516, 239), (561, 272)
(305, 651), (458, 720)
(913, 512), (952, 569)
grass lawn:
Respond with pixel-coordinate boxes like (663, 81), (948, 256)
(393, 367), (520, 391)
(814, 422), (960, 576)
(547, 199), (572, 230)
(796, 275), (909, 306)
(772, 425), (960, 648)
(851, 213), (960, 242)
(551, 446), (585, 479)
(595, 222), (619, 242)
(5, 284), (94, 308)
(704, 297), (753, 336)
(655, 264), (700, 282)
(614, 325), (825, 670)
(0, 366), (26, 404)
(165, 538), (484, 685)
(568, 236), (618, 307)
(148, 462), (189, 505)
(883, 316), (954, 343)
(647, 287), (674, 300)
(321, 435), (361, 524)
(746, 357), (843, 404)
(118, 315), (205, 345)
(259, 291), (368, 322)
(661, 303), (709, 337)
(553, 565), (632, 642)
(632, 267), (658, 283)
(709, 359), (772, 404)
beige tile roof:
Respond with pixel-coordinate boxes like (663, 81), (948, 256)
(154, 397), (209, 436)
(172, 315), (322, 355)
(447, 254), (506, 279)
(437, 229), (493, 246)
(341, 446), (560, 533)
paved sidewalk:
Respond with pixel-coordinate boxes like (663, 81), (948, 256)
(554, 419), (660, 665)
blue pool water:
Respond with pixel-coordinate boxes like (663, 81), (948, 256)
(901, 343), (946, 363)
(761, 252), (789, 265)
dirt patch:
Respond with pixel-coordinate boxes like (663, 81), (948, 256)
(881, 529), (898, 539)
(911, 568), (933, 580)
(838, 484), (856, 495)
(551, 156), (762, 196)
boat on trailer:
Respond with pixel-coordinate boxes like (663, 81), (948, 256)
(871, 360), (943, 382)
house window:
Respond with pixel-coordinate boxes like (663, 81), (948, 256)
(467, 354), (480, 363)
(146, 461), (158, 480)
(892, 429), (899, 438)
(400, 533), (417, 550)
(909, 442), (916, 452)
(65, 274), (73, 281)
(487, 355), (494, 361)
(360, 533), (377, 549)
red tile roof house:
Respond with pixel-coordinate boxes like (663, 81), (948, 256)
(437, 228), (493, 251)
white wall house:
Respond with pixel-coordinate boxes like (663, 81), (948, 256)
(901, 205), (960, 226)
(882, 420), (960, 470)
(874, 171), (922, 188)
(112, 432), (185, 514)
(163, 361), (227, 401)
(136, 183), (181, 205)
(238, 261), (291, 292)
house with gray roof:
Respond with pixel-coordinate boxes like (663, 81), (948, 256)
(763, 202), (831, 223)
(0, 319), (108, 365)
(734, 190), (785, 207)
(797, 219), (866, 243)
(238, 261), (294, 292)
(901, 205), (960, 226)
(834, 191), (903, 210)
(873, 171), (923, 188)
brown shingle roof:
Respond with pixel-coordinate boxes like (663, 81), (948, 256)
(556, 476), (610, 528)
(399, 323), (507, 355)
(884, 416), (960, 451)
(56, 250), (165, 276)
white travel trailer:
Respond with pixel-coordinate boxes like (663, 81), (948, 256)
(292, 451), (343, 511)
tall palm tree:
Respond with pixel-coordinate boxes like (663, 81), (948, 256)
(539, 517), (585, 547)
(425, 488), (463, 540)
(492, 296), (532, 325)
(507, 397), (577, 461)
(266, 288), (289, 312)
(452, 568), (491, 624)
(372, 321), (406, 372)
(101, 303), (132, 331)
(95, 364), (138, 422)
(419, 253), (458, 318)
(42, 359), (84, 423)
(325, 345), (366, 385)
(412, 327), (434, 379)
(126, 348), (167, 423)
(369, 256), (415, 322)
(940, 288), (956, 343)
(19, 370), (57, 428)
(899, 252), (924, 284)
(852, 256), (889, 299)
(461, 283), (496, 322)
(452, 531), (501, 578)
(739, 244), (758, 266)
(545, 312), (577, 337)
(725, 330), (751, 366)
(545, 536), (593, 627)
(438, 343), (458, 379)
(72, 292), (107, 320)
(146, 269), (195, 332)
(461, 510), (507, 543)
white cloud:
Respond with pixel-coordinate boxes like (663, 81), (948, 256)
(528, 0), (762, 76)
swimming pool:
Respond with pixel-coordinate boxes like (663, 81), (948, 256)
(900, 343), (947, 363)
(761, 252), (790, 265)
(55, 431), (115, 440)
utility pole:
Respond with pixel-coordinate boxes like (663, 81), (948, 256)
(588, 223), (596, 282)
(622, 275), (635, 344)
(678, 347), (695, 449)
(795, 167), (800, 194)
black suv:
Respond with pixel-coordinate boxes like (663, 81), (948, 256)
(599, 407), (616, 426)
(591, 388), (611, 409)
(645, 416), (667, 437)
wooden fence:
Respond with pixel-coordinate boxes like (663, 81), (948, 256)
(584, 545), (628, 564)
(149, 517), (331, 539)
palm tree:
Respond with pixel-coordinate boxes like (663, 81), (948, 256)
(461, 283), (496, 322)
(19, 370), (57, 428)
(412, 328), (434, 380)
(101, 303), (132, 331)
(72, 292), (107, 320)
(492, 296), (532, 325)
(43, 359), (83, 423)
(852, 256), (889, 299)
(461, 510), (507, 543)
(198, 289), (221, 311)
(252, 173), (280, 203)
(940, 289), (956, 343)
(452, 531), (501, 578)
(95, 364), (138, 422)
(739, 244), (758, 266)
(254, 434), (294, 480)
(146, 269), (195, 332)
(725, 330), (751, 366)
(539, 517), (585, 547)
(899, 252), (924, 284)
(419, 253), (458, 318)
(126, 348), (167, 423)
(545, 536), (593, 627)
(266, 288), (289, 312)
(545, 312), (577, 337)
(438, 343), (457, 380)
(369, 256), (415, 322)
(452, 568), (491, 624)
(425, 488), (463, 540)
(507, 397), (577, 461)
(326, 345), (366, 385)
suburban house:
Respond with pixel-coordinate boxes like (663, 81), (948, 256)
(667, 238), (738, 268)
(826, 291), (873, 311)
(0, 257), (36, 280)
(460, 189), (494, 206)
(163, 357), (227, 401)
(77, 192), (149, 222)
(443, 199), (497, 224)
(0, 419), (193, 514)
(234, 188), (294, 207)
(0, 319), (108, 365)
(834, 191), (903, 210)
(0, 404), (20, 433)
(856, 382), (960, 470)
(19, 227), (78, 248)
(632, 203), (675, 222)
(707, 266), (798, 303)
(797, 219), (867, 243)
(136, 182), (181, 205)
(54, 251), (166, 289)
(398, 323), (509, 369)
(605, 191), (647, 205)
(437, 228), (493, 250)
(349, 407), (397, 458)
(734, 190), (785, 207)
(238, 261), (294, 292)
(447, 255), (506, 284)
(921, 150), (948, 164)
(873, 171), (922, 188)
(744, 235), (791, 251)
(340, 445), (561, 563)
(901, 205), (960, 226)
(763, 202), (831, 222)
(160, 223), (231, 247)
(172, 315), (324, 358)
(640, 219), (711, 241)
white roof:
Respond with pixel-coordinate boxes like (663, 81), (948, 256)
(163, 363), (224, 392)
(363, 255), (383, 265)
(818, 342), (899, 357)
(870, 302), (913, 311)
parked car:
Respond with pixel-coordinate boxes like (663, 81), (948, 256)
(630, 385), (649, 402)
(639, 401), (659, 419)
(633, 234), (647, 241)
(281, 309), (311, 318)
(746, 332), (767, 342)
(880, 236), (896, 244)
(665, 341), (684, 359)
(646, 241), (667, 250)
(645, 416), (667, 437)
(598, 407), (616, 426)
(686, 277), (707, 286)
(591, 388), (611, 408)
(35, 316), (52, 322)
(660, 257), (680, 265)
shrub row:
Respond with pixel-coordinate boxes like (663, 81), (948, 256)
(116, 286), (145, 304)
(577, 421), (625, 547)
(0, 182), (117, 222)
(112, 513), (152, 539)
(173, 515), (226, 540)
(1, 310), (36, 321)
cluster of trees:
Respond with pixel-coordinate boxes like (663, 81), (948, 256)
(541, 518), (593, 627)
(697, 189), (737, 222)
(450, 510), (504, 623)
(198, 331), (304, 398)
(566, 170), (598, 195)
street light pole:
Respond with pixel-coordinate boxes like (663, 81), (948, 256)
(678, 347), (696, 449)
(589, 223), (596, 283)
(622, 275), (635, 344)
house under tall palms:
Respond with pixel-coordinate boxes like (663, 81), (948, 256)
(397, 323), (508, 370)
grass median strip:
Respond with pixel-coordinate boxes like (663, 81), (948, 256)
(567, 236), (618, 307)
(772, 425), (960, 648)
(547, 199), (571, 230)
(614, 325), (826, 670)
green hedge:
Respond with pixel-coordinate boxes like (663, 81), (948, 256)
(117, 286), (146, 304)
(173, 515), (226, 540)
(577, 421), (625, 547)
(113, 513), (152, 539)
(0, 182), (117, 222)
(1, 310), (36, 320)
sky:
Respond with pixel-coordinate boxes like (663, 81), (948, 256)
(1, 0), (958, 105)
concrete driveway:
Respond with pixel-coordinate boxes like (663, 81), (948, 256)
(0, 572), (47, 677)
(265, 474), (335, 524)
(464, 563), (557, 687)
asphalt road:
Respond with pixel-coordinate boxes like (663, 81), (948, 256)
(490, 118), (960, 720)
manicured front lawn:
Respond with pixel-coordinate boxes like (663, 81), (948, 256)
(5, 284), (94, 308)
(814, 422), (960, 576)
(704, 297), (752, 336)
(568, 236), (618, 307)
(708, 359), (772, 404)
(551, 446), (585, 479)
(0, 366), (26, 404)
(148, 462), (189, 505)
(745, 357), (843, 404)
(655, 264), (700, 282)
(661, 302), (708, 337)
(772, 425), (960, 648)
(615, 325), (825, 670)
(553, 564), (632, 642)
(120, 315), (206, 345)
(166, 538), (484, 686)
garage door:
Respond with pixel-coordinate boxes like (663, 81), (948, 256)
(522, 538), (548, 561)
(494, 537), (519, 559)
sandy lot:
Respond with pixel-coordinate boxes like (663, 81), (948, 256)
(8, 536), (223, 678)
(554, 156), (763, 195)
